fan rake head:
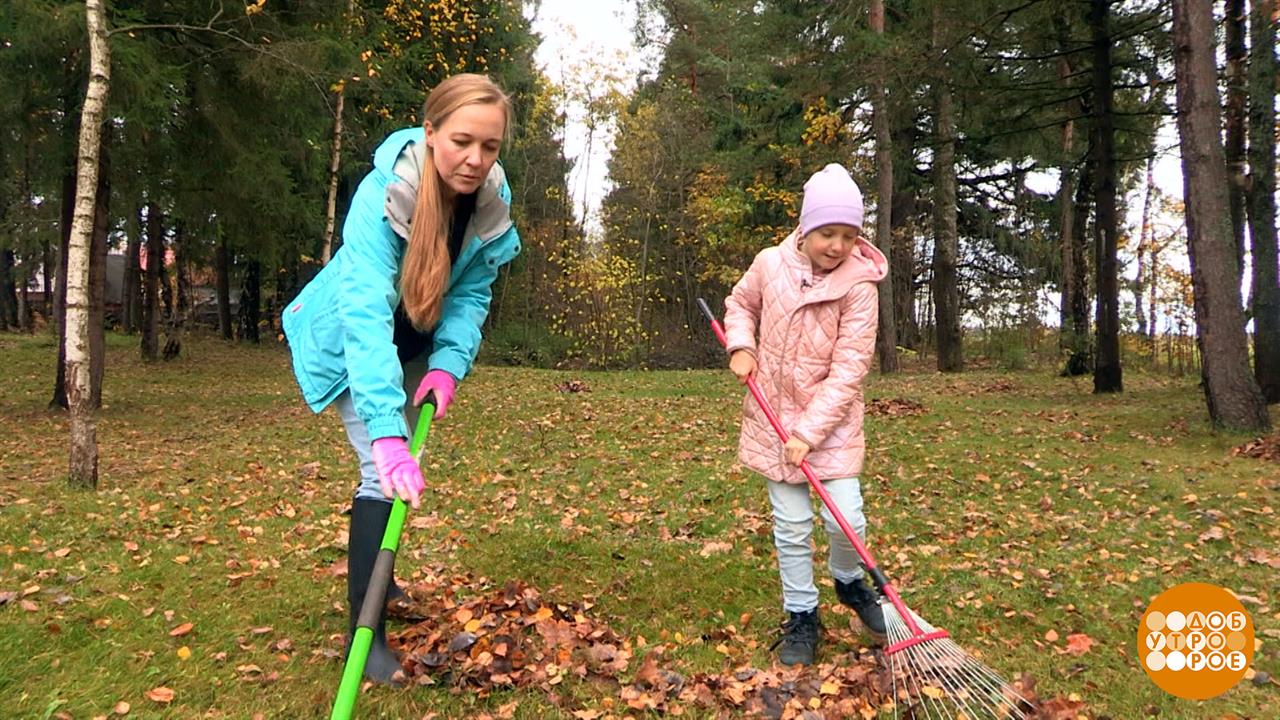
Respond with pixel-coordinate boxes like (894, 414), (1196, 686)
(881, 600), (1033, 720)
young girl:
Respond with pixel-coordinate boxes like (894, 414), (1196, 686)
(282, 74), (520, 684)
(722, 163), (887, 666)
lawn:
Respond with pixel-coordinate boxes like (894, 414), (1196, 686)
(1, 331), (1276, 719)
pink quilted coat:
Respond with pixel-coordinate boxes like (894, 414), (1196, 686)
(724, 229), (888, 484)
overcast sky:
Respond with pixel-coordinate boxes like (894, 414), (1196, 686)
(529, 1), (650, 233)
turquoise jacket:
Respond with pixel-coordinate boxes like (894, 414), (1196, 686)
(282, 127), (521, 441)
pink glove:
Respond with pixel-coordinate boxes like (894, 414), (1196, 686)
(412, 369), (457, 419)
(370, 437), (424, 509)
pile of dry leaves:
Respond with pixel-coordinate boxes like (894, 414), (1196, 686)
(866, 397), (927, 418)
(1232, 432), (1280, 462)
(384, 575), (1086, 719)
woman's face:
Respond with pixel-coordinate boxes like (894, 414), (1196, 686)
(424, 102), (506, 198)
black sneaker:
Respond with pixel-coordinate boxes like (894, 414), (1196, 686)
(835, 576), (887, 639)
(774, 609), (822, 666)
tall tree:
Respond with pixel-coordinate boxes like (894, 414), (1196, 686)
(1090, 0), (1122, 393)
(1171, 0), (1271, 430)
(1224, 0), (1249, 274)
(1248, 0), (1280, 402)
(869, 0), (898, 374)
(140, 203), (162, 360)
(931, 6), (962, 373)
(65, 0), (110, 489)
(321, 0), (358, 265)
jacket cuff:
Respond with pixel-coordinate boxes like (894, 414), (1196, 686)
(427, 352), (469, 383)
(726, 345), (756, 357)
(365, 414), (409, 442)
(789, 428), (818, 449)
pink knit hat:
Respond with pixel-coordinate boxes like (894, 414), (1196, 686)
(799, 163), (864, 236)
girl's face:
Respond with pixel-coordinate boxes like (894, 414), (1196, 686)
(424, 102), (506, 199)
(800, 223), (861, 272)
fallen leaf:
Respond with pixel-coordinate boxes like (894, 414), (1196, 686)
(169, 623), (194, 637)
(144, 687), (175, 703)
(698, 541), (732, 557)
(1044, 629), (1060, 642)
(1065, 633), (1094, 656)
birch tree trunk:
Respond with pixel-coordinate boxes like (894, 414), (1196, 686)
(1171, 0), (1271, 430)
(65, 0), (111, 488)
(321, 83), (346, 265)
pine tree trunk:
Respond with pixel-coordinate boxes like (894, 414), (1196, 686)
(215, 232), (232, 340)
(89, 140), (109, 409)
(122, 207), (142, 333)
(238, 259), (261, 344)
(890, 105), (919, 350)
(1090, 0), (1122, 393)
(931, 9), (962, 373)
(141, 203), (162, 361)
(870, 0), (898, 374)
(50, 171), (74, 410)
(42, 238), (54, 320)
(164, 222), (188, 360)
(0, 249), (18, 330)
(1248, 0), (1280, 402)
(1063, 156), (1094, 375)
(19, 270), (33, 331)
(1057, 123), (1075, 346)
(1171, 0), (1271, 430)
(1224, 0), (1248, 275)
(66, 0), (110, 489)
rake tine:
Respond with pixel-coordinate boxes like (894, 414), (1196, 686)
(883, 601), (1030, 720)
(886, 607), (953, 720)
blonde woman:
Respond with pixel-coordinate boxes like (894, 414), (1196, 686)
(283, 74), (520, 684)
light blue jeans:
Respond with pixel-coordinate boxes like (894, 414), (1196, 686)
(334, 362), (427, 502)
(768, 476), (866, 613)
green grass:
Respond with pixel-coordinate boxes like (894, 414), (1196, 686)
(1, 331), (1276, 719)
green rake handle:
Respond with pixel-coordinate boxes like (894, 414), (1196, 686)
(330, 402), (434, 720)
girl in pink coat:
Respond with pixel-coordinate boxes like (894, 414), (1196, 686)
(723, 163), (888, 666)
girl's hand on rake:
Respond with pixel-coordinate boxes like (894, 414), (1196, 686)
(729, 350), (757, 383)
(784, 437), (810, 466)
(371, 437), (425, 509)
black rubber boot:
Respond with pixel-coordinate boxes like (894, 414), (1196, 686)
(347, 498), (405, 685)
(774, 608), (821, 666)
(835, 576), (887, 640)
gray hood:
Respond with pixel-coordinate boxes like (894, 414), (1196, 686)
(384, 139), (513, 244)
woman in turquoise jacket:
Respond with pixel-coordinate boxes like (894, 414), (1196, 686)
(283, 74), (520, 684)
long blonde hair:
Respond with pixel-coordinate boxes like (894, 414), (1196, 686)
(401, 74), (512, 330)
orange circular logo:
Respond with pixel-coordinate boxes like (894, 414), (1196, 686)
(1137, 583), (1254, 699)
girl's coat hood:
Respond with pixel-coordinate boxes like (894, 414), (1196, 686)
(778, 228), (888, 304)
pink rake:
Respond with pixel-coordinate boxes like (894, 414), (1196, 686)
(698, 298), (1031, 720)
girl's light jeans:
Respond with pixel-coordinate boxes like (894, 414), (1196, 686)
(334, 362), (427, 502)
(768, 476), (866, 613)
